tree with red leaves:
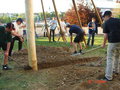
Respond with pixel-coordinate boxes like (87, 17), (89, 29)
(64, 0), (101, 26)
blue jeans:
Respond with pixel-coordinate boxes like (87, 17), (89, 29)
(87, 31), (95, 46)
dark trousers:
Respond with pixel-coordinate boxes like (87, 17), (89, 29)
(50, 30), (55, 42)
(87, 32), (95, 46)
(9, 36), (23, 56)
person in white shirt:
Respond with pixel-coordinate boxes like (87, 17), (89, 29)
(50, 17), (57, 42)
(57, 18), (67, 42)
(9, 18), (25, 56)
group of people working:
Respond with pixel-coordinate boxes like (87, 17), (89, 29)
(49, 16), (98, 55)
(0, 11), (120, 81)
(49, 11), (120, 81)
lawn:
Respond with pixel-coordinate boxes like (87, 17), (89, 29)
(36, 35), (104, 47)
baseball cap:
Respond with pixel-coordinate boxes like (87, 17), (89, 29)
(102, 11), (112, 17)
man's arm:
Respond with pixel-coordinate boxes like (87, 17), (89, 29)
(70, 34), (73, 45)
(11, 32), (24, 42)
(88, 22), (93, 29)
(11, 31), (20, 37)
(88, 26), (94, 29)
(102, 20), (109, 48)
(95, 23), (98, 34)
(102, 33), (108, 48)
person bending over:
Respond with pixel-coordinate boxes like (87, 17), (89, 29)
(0, 23), (23, 70)
(67, 24), (84, 56)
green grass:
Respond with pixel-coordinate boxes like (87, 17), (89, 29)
(36, 35), (103, 47)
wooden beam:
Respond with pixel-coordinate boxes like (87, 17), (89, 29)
(72, 0), (87, 47)
(72, 0), (82, 28)
(25, 0), (38, 71)
(91, 0), (103, 26)
(52, 0), (66, 42)
(41, 0), (50, 41)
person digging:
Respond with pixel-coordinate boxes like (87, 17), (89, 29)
(0, 23), (23, 70)
(66, 24), (84, 56)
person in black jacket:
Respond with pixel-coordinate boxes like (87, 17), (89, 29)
(87, 17), (98, 46)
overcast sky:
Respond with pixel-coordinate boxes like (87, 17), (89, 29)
(0, 0), (118, 13)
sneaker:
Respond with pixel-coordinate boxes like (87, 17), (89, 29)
(101, 77), (112, 81)
(79, 50), (85, 55)
(71, 51), (80, 56)
(2, 65), (12, 70)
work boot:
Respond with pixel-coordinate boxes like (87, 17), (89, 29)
(2, 65), (12, 70)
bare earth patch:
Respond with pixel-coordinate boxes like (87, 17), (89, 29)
(5, 46), (120, 90)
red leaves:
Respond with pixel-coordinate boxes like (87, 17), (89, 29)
(64, 2), (101, 26)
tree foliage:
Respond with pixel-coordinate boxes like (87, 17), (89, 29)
(64, 0), (101, 26)
(0, 14), (11, 23)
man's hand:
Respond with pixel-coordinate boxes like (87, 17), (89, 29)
(11, 32), (21, 37)
(20, 37), (24, 42)
(101, 44), (106, 48)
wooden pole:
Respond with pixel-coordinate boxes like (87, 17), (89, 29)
(52, 0), (66, 42)
(85, 46), (102, 53)
(72, 0), (82, 28)
(41, 0), (50, 41)
(91, 0), (103, 25)
(72, 0), (87, 47)
(25, 0), (38, 71)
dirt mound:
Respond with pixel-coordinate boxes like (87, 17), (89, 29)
(12, 46), (100, 69)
